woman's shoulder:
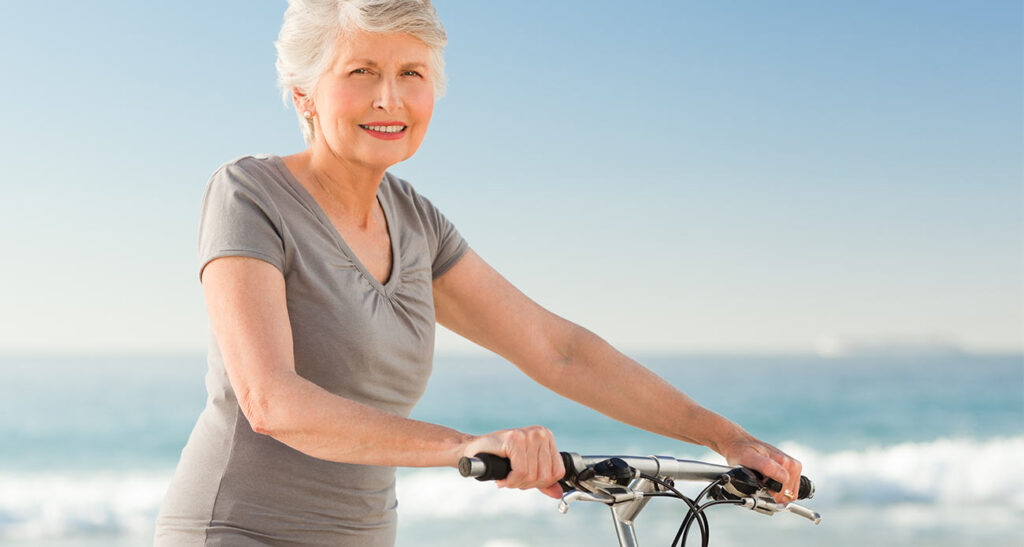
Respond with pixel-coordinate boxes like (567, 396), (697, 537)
(199, 155), (303, 228)
(207, 154), (286, 190)
(380, 171), (442, 215)
(380, 172), (464, 253)
(202, 155), (304, 214)
(381, 170), (416, 198)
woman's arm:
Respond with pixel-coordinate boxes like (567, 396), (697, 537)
(202, 255), (562, 495)
(432, 249), (803, 503)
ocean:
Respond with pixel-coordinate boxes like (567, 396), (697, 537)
(1, 353), (1021, 546)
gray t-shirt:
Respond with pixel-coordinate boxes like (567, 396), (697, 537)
(155, 155), (468, 546)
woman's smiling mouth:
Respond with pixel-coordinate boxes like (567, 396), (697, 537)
(359, 123), (408, 140)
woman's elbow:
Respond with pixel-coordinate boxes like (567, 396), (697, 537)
(238, 385), (278, 435)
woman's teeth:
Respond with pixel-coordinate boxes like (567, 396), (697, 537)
(361, 125), (406, 133)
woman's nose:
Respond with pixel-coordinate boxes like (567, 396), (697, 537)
(372, 79), (402, 112)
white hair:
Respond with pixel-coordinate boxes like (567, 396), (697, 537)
(274, 0), (448, 145)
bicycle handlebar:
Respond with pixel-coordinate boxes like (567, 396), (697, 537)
(459, 451), (820, 545)
(459, 451), (814, 501)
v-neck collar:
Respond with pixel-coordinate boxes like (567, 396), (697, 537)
(270, 155), (402, 297)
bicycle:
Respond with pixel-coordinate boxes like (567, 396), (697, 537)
(459, 452), (820, 547)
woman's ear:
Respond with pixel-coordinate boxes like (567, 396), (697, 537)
(292, 87), (315, 118)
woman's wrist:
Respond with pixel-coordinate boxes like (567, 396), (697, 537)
(693, 408), (751, 457)
(448, 432), (475, 466)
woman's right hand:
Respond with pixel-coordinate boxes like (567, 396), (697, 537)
(461, 426), (565, 499)
(719, 432), (803, 505)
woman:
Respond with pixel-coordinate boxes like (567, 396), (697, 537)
(155, 0), (802, 545)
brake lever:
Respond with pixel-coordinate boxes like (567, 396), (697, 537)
(785, 502), (822, 524)
(739, 496), (822, 525)
(558, 489), (616, 513)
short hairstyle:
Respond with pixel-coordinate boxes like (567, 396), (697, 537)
(274, 0), (448, 145)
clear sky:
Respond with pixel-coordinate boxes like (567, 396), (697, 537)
(1, 1), (1021, 355)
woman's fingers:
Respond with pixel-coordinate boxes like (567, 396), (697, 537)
(778, 452), (803, 503)
(761, 447), (802, 504)
(724, 436), (802, 504)
(506, 425), (563, 489)
(740, 446), (790, 486)
(538, 482), (566, 499)
(474, 425), (563, 493)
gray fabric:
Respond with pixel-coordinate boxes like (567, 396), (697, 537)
(155, 155), (468, 546)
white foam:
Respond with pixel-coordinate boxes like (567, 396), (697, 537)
(0, 469), (170, 540)
(781, 435), (1024, 509)
(396, 468), (549, 521)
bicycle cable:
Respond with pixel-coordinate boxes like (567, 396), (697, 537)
(675, 498), (745, 547)
(639, 473), (711, 547)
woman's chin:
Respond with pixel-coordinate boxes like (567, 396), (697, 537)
(323, 142), (417, 171)
(360, 149), (418, 170)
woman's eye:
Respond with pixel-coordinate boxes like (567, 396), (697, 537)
(402, 70), (423, 78)
(350, 68), (371, 75)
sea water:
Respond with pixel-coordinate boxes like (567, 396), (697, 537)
(0, 353), (1021, 546)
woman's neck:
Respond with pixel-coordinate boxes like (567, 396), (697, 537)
(288, 146), (386, 227)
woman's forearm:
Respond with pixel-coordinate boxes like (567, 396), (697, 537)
(245, 369), (471, 467)
(528, 323), (750, 455)
(246, 318), (747, 468)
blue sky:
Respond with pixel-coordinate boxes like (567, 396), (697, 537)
(1, 1), (1021, 355)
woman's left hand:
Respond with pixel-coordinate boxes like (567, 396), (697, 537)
(720, 434), (803, 505)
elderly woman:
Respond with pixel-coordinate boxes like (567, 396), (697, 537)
(154, 0), (802, 545)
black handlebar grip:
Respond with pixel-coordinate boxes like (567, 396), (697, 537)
(799, 475), (815, 500)
(761, 474), (815, 500)
(459, 453), (512, 481)
(457, 452), (576, 486)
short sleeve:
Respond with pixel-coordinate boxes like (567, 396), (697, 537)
(197, 160), (286, 281)
(410, 189), (468, 279)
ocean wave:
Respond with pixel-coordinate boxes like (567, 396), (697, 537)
(0, 469), (171, 540)
(784, 435), (1024, 508)
(1, 436), (1021, 539)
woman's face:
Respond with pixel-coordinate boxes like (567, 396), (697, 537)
(310, 30), (435, 170)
